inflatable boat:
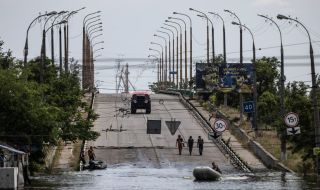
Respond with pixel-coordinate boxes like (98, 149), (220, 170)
(193, 166), (221, 181)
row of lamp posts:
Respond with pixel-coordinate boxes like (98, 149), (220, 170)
(148, 9), (320, 176)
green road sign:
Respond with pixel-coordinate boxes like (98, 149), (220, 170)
(313, 147), (320, 156)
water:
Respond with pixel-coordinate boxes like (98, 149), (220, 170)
(26, 165), (317, 190)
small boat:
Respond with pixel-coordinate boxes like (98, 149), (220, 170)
(83, 160), (107, 170)
(193, 166), (221, 181)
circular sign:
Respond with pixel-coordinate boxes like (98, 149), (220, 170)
(213, 119), (228, 133)
(284, 112), (299, 127)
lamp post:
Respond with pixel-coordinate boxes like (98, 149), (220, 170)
(154, 34), (167, 82)
(157, 30), (171, 83)
(197, 14), (215, 65)
(166, 20), (182, 88)
(232, 21), (258, 135)
(164, 23), (179, 87)
(161, 27), (175, 85)
(149, 48), (162, 84)
(149, 55), (160, 83)
(51, 11), (68, 65)
(173, 12), (193, 86)
(150, 42), (164, 82)
(258, 14), (286, 161)
(277, 14), (320, 176)
(225, 9), (244, 122)
(91, 47), (104, 90)
(190, 8), (210, 65)
(24, 11), (56, 66)
(93, 41), (104, 48)
(209, 12), (226, 63)
(169, 17), (188, 84)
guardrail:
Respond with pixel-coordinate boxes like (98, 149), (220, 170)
(159, 90), (252, 173)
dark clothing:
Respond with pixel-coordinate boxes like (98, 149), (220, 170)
(197, 138), (204, 155)
(80, 151), (86, 164)
(212, 165), (222, 174)
(88, 149), (95, 161)
(187, 138), (194, 156)
(176, 137), (184, 155)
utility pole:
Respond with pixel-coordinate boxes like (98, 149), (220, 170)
(124, 63), (129, 93)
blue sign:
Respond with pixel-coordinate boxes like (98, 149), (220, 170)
(169, 71), (177, 74)
(243, 101), (254, 113)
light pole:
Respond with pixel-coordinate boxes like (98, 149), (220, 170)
(91, 47), (104, 90)
(190, 8), (210, 65)
(225, 9), (244, 122)
(161, 27), (175, 85)
(51, 11), (68, 65)
(232, 21), (258, 135)
(258, 14), (286, 161)
(164, 23), (179, 87)
(277, 14), (320, 176)
(149, 48), (162, 84)
(197, 14), (215, 65)
(157, 30), (171, 83)
(150, 42), (164, 82)
(209, 12), (226, 63)
(166, 20), (182, 88)
(169, 17), (188, 84)
(154, 34), (167, 82)
(149, 55), (160, 83)
(93, 41), (104, 48)
(173, 12), (193, 86)
(24, 11), (56, 66)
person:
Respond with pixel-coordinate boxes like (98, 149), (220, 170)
(187, 136), (194, 156)
(80, 150), (86, 165)
(211, 161), (222, 174)
(88, 146), (95, 161)
(197, 136), (204, 156)
(176, 135), (184, 155)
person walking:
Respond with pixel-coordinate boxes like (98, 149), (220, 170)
(88, 146), (95, 161)
(187, 136), (194, 156)
(176, 135), (184, 155)
(197, 136), (204, 156)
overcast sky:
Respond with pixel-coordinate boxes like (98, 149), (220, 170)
(0, 0), (319, 91)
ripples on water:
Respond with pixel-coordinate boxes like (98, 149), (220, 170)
(26, 165), (316, 190)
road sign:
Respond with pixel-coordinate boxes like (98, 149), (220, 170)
(313, 147), (320, 156)
(284, 112), (299, 127)
(208, 132), (220, 140)
(243, 101), (254, 113)
(286, 127), (301, 136)
(147, 120), (161, 134)
(165, 120), (181, 135)
(213, 119), (228, 133)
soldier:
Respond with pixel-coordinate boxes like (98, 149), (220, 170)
(197, 136), (204, 155)
(176, 135), (184, 155)
(187, 136), (194, 156)
(88, 146), (95, 161)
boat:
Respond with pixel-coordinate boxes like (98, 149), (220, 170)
(193, 166), (221, 181)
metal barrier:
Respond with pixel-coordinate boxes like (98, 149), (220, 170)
(159, 90), (252, 173)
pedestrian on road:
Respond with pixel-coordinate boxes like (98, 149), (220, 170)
(176, 135), (184, 155)
(88, 146), (95, 161)
(187, 136), (194, 156)
(197, 136), (204, 156)
(211, 161), (222, 174)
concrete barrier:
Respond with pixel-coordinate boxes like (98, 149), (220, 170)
(0, 167), (18, 189)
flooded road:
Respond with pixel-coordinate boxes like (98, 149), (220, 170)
(28, 165), (315, 189)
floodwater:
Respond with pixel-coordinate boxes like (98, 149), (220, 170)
(26, 165), (318, 190)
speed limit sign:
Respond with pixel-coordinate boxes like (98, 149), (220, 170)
(284, 112), (299, 127)
(213, 119), (228, 133)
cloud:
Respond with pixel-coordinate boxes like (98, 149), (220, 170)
(252, 0), (290, 7)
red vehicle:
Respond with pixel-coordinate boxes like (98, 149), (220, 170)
(130, 92), (151, 114)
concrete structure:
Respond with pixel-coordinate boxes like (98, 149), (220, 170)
(0, 167), (18, 189)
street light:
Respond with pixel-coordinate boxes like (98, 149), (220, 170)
(154, 34), (167, 82)
(209, 12), (226, 63)
(166, 20), (182, 88)
(164, 23), (179, 86)
(157, 30), (171, 83)
(190, 8), (210, 64)
(93, 41), (104, 48)
(149, 55), (160, 82)
(24, 11), (56, 66)
(161, 27), (175, 85)
(151, 42), (164, 82)
(232, 21), (258, 135)
(89, 29), (103, 39)
(277, 14), (320, 176)
(197, 14), (215, 65)
(87, 22), (102, 33)
(149, 48), (162, 83)
(173, 11), (193, 84)
(258, 14), (286, 161)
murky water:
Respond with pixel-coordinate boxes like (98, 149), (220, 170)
(26, 165), (318, 190)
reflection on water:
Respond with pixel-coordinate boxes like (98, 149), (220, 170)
(26, 165), (316, 190)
